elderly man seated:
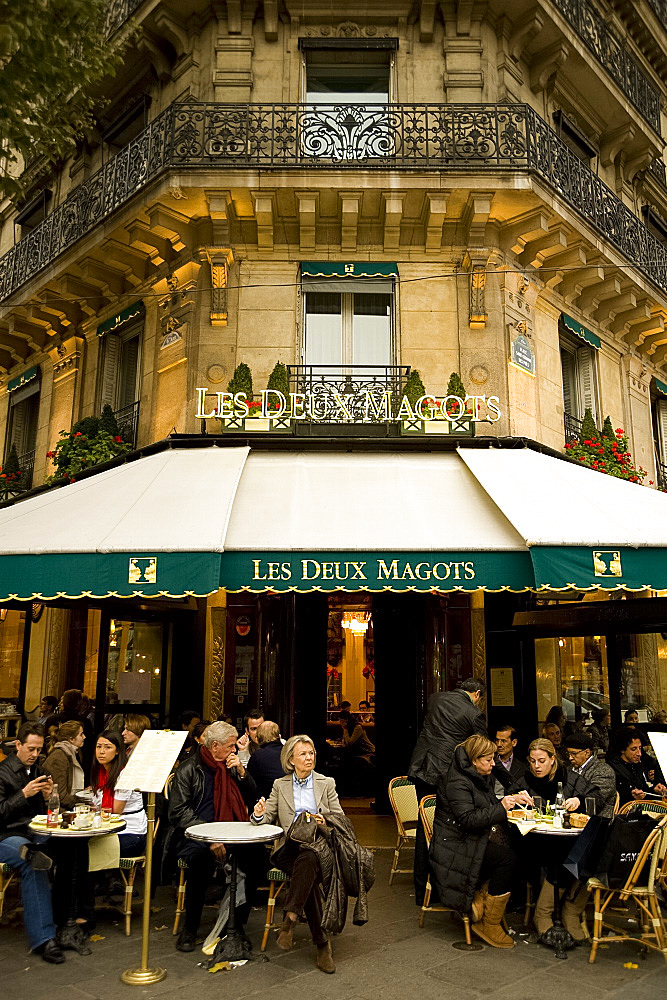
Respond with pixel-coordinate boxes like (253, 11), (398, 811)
(0, 724), (64, 963)
(168, 720), (262, 952)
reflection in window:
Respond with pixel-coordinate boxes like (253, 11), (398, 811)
(0, 610), (25, 700)
(107, 620), (162, 705)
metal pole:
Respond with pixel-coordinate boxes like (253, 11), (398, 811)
(121, 792), (166, 984)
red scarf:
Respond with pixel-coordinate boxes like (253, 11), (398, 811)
(200, 746), (248, 822)
(94, 765), (115, 809)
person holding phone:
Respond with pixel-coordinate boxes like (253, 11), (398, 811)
(0, 722), (65, 963)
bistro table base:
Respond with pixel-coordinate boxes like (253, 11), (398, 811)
(208, 929), (253, 966)
(57, 920), (92, 956)
(537, 924), (576, 960)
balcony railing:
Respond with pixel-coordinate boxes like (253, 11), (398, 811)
(104, 0), (144, 38)
(551, 0), (660, 134)
(0, 449), (35, 499)
(564, 412), (583, 444)
(649, 157), (667, 190)
(657, 460), (667, 492)
(113, 400), (140, 448)
(287, 365), (409, 422)
(645, 1), (667, 27)
(2, 103), (667, 304)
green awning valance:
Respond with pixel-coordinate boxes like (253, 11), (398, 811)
(655, 377), (667, 396)
(7, 366), (39, 392)
(561, 314), (601, 349)
(97, 300), (145, 337)
(301, 262), (397, 279)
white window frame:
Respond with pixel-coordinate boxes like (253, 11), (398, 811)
(301, 279), (396, 370)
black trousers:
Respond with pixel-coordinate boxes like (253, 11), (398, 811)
(413, 778), (437, 906)
(179, 841), (266, 935)
(478, 837), (519, 897)
(275, 840), (327, 946)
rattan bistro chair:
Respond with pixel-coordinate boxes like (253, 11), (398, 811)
(260, 867), (290, 951)
(587, 816), (667, 963)
(418, 795), (472, 945)
(388, 776), (418, 885)
(618, 799), (667, 818)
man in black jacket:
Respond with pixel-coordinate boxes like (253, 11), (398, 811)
(608, 728), (667, 805)
(168, 720), (261, 952)
(408, 679), (487, 904)
(564, 731), (617, 817)
(0, 723), (64, 963)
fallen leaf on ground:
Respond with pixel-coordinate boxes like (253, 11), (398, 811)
(154, 924), (168, 931)
(208, 961), (231, 974)
(89, 934), (105, 942)
(623, 962), (639, 969)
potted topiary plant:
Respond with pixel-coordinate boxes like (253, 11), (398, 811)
(266, 361), (290, 413)
(401, 369), (426, 409)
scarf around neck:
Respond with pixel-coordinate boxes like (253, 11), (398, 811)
(95, 764), (115, 809)
(200, 745), (248, 822)
(54, 740), (85, 793)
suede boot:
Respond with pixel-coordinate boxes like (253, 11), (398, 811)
(276, 914), (296, 951)
(534, 880), (560, 935)
(316, 940), (335, 973)
(471, 883), (489, 924)
(562, 887), (589, 942)
(471, 892), (514, 949)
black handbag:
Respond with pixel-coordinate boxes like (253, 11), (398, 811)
(287, 811), (319, 845)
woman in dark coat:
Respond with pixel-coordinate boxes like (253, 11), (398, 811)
(429, 735), (531, 948)
(509, 738), (589, 939)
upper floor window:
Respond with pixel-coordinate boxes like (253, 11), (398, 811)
(305, 47), (392, 104)
(97, 303), (144, 446)
(4, 367), (40, 490)
(652, 388), (667, 489)
(100, 93), (152, 157)
(559, 317), (599, 442)
(301, 265), (395, 377)
(15, 189), (52, 241)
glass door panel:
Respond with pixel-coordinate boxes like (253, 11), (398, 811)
(107, 619), (163, 705)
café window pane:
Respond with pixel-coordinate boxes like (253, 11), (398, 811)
(0, 610), (26, 700)
(304, 292), (343, 366)
(352, 293), (392, 369)
(107, 619), (163, 705)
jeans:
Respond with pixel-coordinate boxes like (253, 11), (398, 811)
(0, 835), (56, 950)
(118, 833), (146, 857)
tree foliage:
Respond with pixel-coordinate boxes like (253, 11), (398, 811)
(402, 369), (426, 408)
(228, 363), (253, 398)
(0, 0), (125, 199)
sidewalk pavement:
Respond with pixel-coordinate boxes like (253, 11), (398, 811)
(1, 850), (665, 1000)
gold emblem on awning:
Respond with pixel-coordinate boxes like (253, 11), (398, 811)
(128, 557), (157, 584)
(593, 550), (622, 577)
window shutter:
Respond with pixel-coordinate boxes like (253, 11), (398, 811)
(577, 344), (597, 422)
(99, 333), (121, 410)
(560, 347), (577, 417)
(9, 399), (27, 455)
(657, 399), (667, 463)
(119, 336), (140, 410)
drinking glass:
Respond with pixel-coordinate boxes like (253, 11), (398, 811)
(585, 797), (597, 816)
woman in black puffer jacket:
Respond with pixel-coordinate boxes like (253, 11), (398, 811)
(429, 735), (531, 948)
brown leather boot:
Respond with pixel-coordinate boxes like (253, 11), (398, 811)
(276, 914), (296, 951)
(471, 892), (515, 949)
(316, 941), (335, 973)
(471, 883), (489, 924)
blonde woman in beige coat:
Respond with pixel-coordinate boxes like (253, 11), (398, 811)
(252, 733), (344, 974)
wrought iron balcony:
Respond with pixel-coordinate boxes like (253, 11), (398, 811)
(0, 449), (35, 499)
(649, 157), (667, 190)
(287, 365), (409, 422)
(564, 412), (584, 445)
(551, 0), (660, 134)
(2, 103), (667, 305)
(657, 460), (667, 492)
(104, 0), (145, 38)
(112, 400), (140, 448)
(645, 0), (667, 26)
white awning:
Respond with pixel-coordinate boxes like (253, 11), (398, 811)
(0, 441), (666, 598)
